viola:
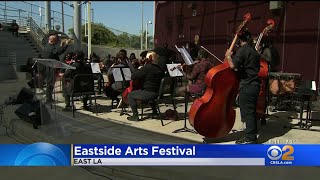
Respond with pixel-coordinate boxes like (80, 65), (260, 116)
(188, 13), (252, 138)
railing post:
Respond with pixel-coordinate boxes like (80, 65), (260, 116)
(30, 4), (33, 18)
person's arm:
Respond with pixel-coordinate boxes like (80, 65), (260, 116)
(52, 39), (71, 56)
(225, 48), (244, 69)
(131, 65), (148, 81)
(176, 64), (198, 81)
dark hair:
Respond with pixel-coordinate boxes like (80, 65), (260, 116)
(119, 49), (127, 56)
(73, 50), (85, 62)
(198, 49), (209, 59)
(90, 52), (98, 58)
(140, 51), (148, 58)
(261, 36), (273, 48)
(238, 30), (252, 42)
(163, 43), (168, 49)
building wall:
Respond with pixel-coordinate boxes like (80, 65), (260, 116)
(155, 1), (320, 85)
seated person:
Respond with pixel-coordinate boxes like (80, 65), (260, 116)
(90, 52), (104, 94)
(62, 50), (92, 111)
(176, 49), (214, 99)
(64, 52), (74, 65)
(104, 49), (134, 102)
(127, 51), (166, 121)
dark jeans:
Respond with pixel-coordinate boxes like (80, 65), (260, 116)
(104, 81), (129, 100)
(62, 78), (88, 107)
(239, 83), (260, 139)
(12, 30), (18, 37)
(45, 67), (55, 101)
(93, 73), (103, 93)
(128, 90), (158, 115)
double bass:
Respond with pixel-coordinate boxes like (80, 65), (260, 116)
(188, 13), (252, 138)
(255, 19), (275, 121)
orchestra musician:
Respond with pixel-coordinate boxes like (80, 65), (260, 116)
(225, 30), (261, 144)
(257, 37), (280, 72)
(127, 51), (166, 121)
(104, 49), (135, 103)
(175, 49), (214, 100)
(90, 52), (104, 94)
(62, 50), (92, 111)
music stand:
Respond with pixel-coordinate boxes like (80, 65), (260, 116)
(172, 46), (197, 134)
(111, 65), (131, 116)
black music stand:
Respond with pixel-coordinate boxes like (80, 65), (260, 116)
(172, 46), (197, 134)
(111, 66), (131, 116)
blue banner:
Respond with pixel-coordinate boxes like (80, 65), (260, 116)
(72, 144), (320, 166)
(0, 142), (71, 166)
(1, 143), (320, 166)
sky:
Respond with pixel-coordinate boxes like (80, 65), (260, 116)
(0, 1), (154, 36)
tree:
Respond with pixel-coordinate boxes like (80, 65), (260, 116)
(68, 22), (150, 49)
(68, 23), (118, 46)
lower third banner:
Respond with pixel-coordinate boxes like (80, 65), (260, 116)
(1, 143), (320, 166)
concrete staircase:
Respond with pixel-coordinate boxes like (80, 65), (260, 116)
(0, 30), (41, 81)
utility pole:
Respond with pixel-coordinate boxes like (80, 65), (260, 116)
(141, 1), (144, 50)
(45, 1), (51, 31)
(61, 1), (65, 33)
(73, 1), (81, 51)
(87, 2), (92, 59)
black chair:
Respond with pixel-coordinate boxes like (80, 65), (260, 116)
(70, 74), (98, 118)
(291, 80), (318, 129)
(139, 76), (177, 126)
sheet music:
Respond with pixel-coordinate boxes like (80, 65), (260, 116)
(175, 45), (194, 65)
(112, 68), (131, 82)
(312, 81), (316, 91)
(167, 64), (183, 77)
(90, 63), (101, 73)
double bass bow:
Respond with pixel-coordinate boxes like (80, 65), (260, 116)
(188, 13), (252, 138)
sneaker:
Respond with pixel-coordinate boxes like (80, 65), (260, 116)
(235, 136), (258, 144)
(127, 115), (140, 121)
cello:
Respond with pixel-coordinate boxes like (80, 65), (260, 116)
(188, 13), (252, 138)
(255, 19), (275, 121)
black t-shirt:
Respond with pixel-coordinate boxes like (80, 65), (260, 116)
(232, 43), (261, 87)
(131, 64), (165, 92)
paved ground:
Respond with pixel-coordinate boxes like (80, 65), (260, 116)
(1, 72), (320, 180)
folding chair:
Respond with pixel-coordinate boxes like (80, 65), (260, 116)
(70, 74), (98, 118)
(140, 76), (176, 126)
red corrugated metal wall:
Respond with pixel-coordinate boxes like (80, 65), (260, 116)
(155, 1), (320, 86)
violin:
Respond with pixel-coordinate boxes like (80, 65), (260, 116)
(188, 13), (252, 138)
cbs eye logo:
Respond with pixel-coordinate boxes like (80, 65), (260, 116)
(267, 145), (294, 161)
(14, 142), (69, 166)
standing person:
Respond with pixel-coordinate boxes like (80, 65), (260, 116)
(127, 51), (165, 121)
(10, 20), (19, 37)
(43, 34), (71, 102)
(225, 30), (261, 144)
